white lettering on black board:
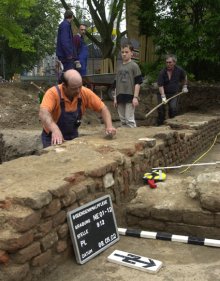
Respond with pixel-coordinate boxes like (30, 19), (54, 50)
(77, 229), (89, 239)
(67, 195), (119, 264)
(75, 219), (91, 230)
(82, 249), (93, 259)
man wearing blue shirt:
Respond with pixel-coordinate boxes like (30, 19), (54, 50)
(56, 10), (74, 72)
(73, 24), (88, 76)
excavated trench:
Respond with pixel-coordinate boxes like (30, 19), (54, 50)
(1, 84), (220, 281)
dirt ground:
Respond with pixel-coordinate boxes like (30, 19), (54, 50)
(0, 83), (41, 130)
(0, 82), (116, 131)
(1, 81), (219, 132)
(40, 237), (220, 281)
(1, 82), (220, 281)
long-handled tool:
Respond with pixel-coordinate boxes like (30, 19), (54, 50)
(30, 81), (45, 103)
(30, 81), (45, 93)
(145, 91), (185, 118)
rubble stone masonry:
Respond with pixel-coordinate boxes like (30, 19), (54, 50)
(0, 112), (220, 281)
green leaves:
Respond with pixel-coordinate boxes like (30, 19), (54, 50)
(0, 0), (61, 78)
(138, 0), (220, 81)
(0, 0), (36, 51)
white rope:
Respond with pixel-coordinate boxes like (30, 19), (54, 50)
(152, 161), (220, 170)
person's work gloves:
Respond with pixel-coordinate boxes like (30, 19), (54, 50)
(161, 95), (167, 104)
(75, 60), (82, 70)
(182, 85), (188, 93)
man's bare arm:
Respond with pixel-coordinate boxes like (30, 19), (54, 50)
(39, 108), (64, 145)
(100, 106), (116, 136)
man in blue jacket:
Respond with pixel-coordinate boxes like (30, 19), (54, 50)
(73, 24), (88, 76)
(56, 10), (74, 72)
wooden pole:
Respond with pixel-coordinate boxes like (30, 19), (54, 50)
(145, 91), (185, 118)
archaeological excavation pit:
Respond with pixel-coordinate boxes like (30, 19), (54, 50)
(1, 83), (220, 281)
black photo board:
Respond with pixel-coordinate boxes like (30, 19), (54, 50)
(67, 195), (119, 264)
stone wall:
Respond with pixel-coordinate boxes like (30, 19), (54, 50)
(0, 113), (220, 281)
(126, 170), (220, 241)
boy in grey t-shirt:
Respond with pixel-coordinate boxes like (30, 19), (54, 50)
(113, 42), (143, 127)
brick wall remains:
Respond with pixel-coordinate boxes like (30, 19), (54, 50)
(0, 113), (220, 281)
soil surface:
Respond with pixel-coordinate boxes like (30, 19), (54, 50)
(0, 82), (118, 131)
(0, 83), (41, 130)
(1, 81), (219, 133)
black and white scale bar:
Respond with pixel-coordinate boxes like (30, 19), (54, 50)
(118, 228), (220, 248)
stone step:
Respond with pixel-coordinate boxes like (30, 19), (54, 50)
(126, 174), (220, 239)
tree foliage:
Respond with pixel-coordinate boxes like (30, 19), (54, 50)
(0, 0), (61, 78)
(137, 0), (220, 81)
(137, 0), (156, 37)
(0, 0), (35, 51)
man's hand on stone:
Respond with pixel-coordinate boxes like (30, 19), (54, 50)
(105, 127), (116, 139)
(51, 128), (64, 146)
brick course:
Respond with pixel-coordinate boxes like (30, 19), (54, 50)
(0, 113), (219, 281)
